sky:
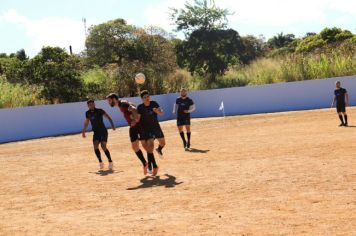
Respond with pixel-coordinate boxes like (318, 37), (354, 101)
(0, 0), (355, 57)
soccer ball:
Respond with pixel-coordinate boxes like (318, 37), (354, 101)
(135, 73), (146, 85)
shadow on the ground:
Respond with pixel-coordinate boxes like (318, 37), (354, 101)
(88, 169), (121, 176)
(127, 174), (183, 190)
(186, 148), (210, 153)
(344, 125), (356, 128)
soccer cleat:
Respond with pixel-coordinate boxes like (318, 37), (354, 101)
(99, 162), (104, 170)
(156, 148), (164, 159)
(152, 167), (159, 176)
(187, 142), (191, 149)
(148, 169), (153, 175)
(143, 164), (148, 175)
(339, 123), (345, 127)
(344, 123), (348, 127)
(108, 162), (114, 170)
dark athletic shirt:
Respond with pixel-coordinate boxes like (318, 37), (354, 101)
(176, 97), (194, 119)
(137, 101), (160, 129)
(85, 108), (107, 133)
(334, 88), (347, 105)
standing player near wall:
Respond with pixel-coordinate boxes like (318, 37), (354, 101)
(331, 81), (349, 126)
(106, 93), (149, 175)
(173, 88), (196, 150)
(137, 90), (166, 176)
(82, 99), (116, 170)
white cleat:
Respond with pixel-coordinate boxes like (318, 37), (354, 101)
(99, 162), (104, 170)
(148, 169), (153, 175)
(108, 162), (114, 170)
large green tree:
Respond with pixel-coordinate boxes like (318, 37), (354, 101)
(29, 47), (84, 103)
(172, 0), (243, 84)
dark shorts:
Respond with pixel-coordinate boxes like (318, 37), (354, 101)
(93, 131), (108, 142)
(177, 117), (191, 126)
(336, 103), (346, 113)
(129, 126), (144, 142)
(142, 126), (165, 140)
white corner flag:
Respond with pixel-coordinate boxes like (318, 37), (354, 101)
(219, 101), (225, 117)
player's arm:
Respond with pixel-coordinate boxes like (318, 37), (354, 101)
(345, 92), (349, 106)
(331, 96), (336, 108)
(103, 112), (116, 130)
(82, 118), (89, 138)
(184, 100), (196, 113)
(172, 103), (177, 115)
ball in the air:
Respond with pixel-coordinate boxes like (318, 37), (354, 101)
(135, 73), (146, 84)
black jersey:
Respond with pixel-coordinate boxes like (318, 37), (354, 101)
(85, 108), (107, 133)
(137, 101), (160, 129)
(334, 88), (347, 105)
(176, 97), (194, 119)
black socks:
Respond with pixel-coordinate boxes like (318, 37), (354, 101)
(135, 150), (147, 166)
(344, 115), (348, 124)
(180, 132), (187, 146)
(94, 149), (102, 163)
(339, 115), (344, 124)
(104, 149), (112, 162)
(147, 153), (157, 169)
(187, 132), (191, 144)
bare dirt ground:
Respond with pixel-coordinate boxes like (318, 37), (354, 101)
(0, 108), (355, 236)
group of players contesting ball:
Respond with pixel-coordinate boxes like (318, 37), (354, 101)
(82, 80), (349, 176)
(82, 88), (195, 176)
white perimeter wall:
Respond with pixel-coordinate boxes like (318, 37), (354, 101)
(0, 76), (355, 143)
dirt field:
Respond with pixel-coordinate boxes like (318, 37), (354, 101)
(0, 108), (355, 236)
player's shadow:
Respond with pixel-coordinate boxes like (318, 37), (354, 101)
(89, 170), (120, 176)
(345, 125), (356, 128)
(127, 174), (183, 190)
(186, 148), (210, 153)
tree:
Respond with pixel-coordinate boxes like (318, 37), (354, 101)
(171, 0), (231, 35)
(29, 47), (84, 103)
(177, 28), (244, 84)
(172, 0), (242, 84)
(16, 49), (28, 61)
(240, 35), (267, 64)
(85, 18), (135, 66)
(267, 32), (295, 49)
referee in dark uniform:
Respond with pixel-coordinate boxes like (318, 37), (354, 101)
(173, 88), (195, 150)
(82, 99), (116, 170)
(331, 81), (349, 126)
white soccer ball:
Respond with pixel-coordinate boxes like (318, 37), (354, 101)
(135, 73), (146, 85)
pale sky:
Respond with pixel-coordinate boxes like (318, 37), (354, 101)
(0, 0), (355, 57)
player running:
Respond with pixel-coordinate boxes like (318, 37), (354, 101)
(106, 93), (149, 175)
(173, 88), (196, 150)
(82, 99), (116, 170)
(331, 81), (349, 126)
(137, 90), (166, 176)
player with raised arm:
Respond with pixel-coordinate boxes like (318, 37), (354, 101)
(82, 99), (116, 170)
(173, 88), (196, 150)
(137, 90), (166, 176)
(106, 93), (149, 175)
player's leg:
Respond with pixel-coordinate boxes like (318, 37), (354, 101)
(93, 139), (104, 169)
(100, 141), (113, 169)
(185, 124), (191, 148)
(155, 127), (165, 158)
(130, 127), (148, 168)
(342, 111), (348, 126)
(146, 138), (158, 175)
(178, 125), (187, 148)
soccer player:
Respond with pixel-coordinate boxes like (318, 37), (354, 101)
(82, 99), (116, 170)
(173, 88), (195, 150)
(331, 81), (349, 126)
(106, 93), (149, 175)
(137, 90), (166, 176)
